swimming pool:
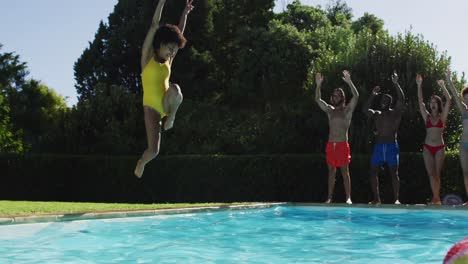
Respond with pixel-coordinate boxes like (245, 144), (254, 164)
(0, 205), (466, 263)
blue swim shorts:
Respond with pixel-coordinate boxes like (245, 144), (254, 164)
(371, 143), (399, 167)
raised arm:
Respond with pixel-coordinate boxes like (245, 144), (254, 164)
(437, 79), (452, 123)
(342, 70), (359, 113)
(315, 73), (332, 113)
(416, 74), (428, 122)
(141, 0), (167, 69)
(391, 71), (405, 111)
(168, 0), (194, 64)
(446, 69), (467, 113)
(363, 86), (381, 117)
(178, 0), (194, 34)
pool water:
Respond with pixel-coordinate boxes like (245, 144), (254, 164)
(0, 206), (467, 263)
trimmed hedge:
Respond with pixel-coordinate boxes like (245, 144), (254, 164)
(0, 153), (464, 204)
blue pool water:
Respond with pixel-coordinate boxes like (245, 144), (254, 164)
(0, 206), (467, 263)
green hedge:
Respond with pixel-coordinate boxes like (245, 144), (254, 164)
(0, 153), (464, 204)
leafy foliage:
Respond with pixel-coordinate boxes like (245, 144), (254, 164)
(0, 44), (26, 153)
(2, 0), (466, 155)
(0, 44), (68, 153)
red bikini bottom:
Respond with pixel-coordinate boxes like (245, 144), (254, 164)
(423, 144), (445, 156)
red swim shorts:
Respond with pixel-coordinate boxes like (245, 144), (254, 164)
(325, 141), (351, 168)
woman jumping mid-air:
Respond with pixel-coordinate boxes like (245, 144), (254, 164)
(135, 0), (194, 178)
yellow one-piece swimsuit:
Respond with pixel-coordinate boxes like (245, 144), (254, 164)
(141, 58), (171, 116)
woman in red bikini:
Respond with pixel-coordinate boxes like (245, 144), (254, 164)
(416, 74), (452, 205)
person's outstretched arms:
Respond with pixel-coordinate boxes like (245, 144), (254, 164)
(392, 71), (406, 112)
(315, 73), (332, 113)
(446, 68), (467, 112)
(364, 86), (381, 117)
(141, 0), (167, 69)
(437, 79), (452, 123)
(343, 70), (359, 113)
(416, 74), (428, 123)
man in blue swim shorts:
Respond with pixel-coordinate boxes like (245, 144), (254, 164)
(364, 72), (405, 205)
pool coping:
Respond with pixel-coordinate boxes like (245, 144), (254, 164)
(0, 203), (287, 225)
(292, 202), (468, 211)
(1, 202), (466, 225)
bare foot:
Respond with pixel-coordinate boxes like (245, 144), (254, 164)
(368, 200), (381, 205)
(324, 199), (332, 204)
(134, 159), (145, 178)
(164, 115), (175, 130)
(346, 198), (352, 205)
(428, 200), (442, 206)
(394, 200), (401, 205)
(463, 201), (468, 206)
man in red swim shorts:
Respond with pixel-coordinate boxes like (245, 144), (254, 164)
(315, 70), (359, 204)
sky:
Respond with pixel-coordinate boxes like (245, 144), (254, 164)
(1, 0), (467, 107)
(0, 0), (118, 106)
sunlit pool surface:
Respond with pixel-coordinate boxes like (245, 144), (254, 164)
(0, 205), (467, 263)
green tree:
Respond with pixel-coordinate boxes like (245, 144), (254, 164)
(74, 0), (216, 101)
(74, 21), (109, 100)
(351, 12), (384, 34)
(0, 93), (23, 153)
(7, 80), (67, 152)
(230, 20), (314, 107)
(210, 0), (275, 99)
(66, 0), (465, 155)
(58, 83), (142, 154)
(0, 44), (26, 153)
(0, 44), (69, 153)
(276, 0), (330, 32)
(0, 44), (28, 89)
(326, 0), (352, 26)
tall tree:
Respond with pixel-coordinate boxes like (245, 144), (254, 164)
(7, 80), (67, 151)
(276, 0), (330, 32)
(0, 93), (23, 153)
(0, 44), (28, 153)
(210, 0), (275, 99)
(351, 12), (384, 34)
(74, 0), (216, 102)
(326, 0), (352, 26)
(230, 20), (313, 107)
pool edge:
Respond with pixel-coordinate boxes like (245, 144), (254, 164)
(1, 202), (467, 225)
(0, 202), (287, 225)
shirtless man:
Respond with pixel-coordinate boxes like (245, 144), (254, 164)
(364, 72), (405, 205)
(315, 70), (359, 204)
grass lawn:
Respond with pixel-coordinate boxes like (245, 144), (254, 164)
(0, 201), (252, 217)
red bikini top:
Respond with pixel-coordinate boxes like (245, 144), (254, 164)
(426, 115), (444, 128)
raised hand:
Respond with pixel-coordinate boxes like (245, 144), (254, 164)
(372, 86), (381, 96)
(437, 79), (445, 88)
(342, 70), (351, 84)
(391, 71), (399, 84)
(315, 73), (324, 87)
(416, 74), (423, 86)
(184, 0), (194, 14)
(445, 68), (451, 81)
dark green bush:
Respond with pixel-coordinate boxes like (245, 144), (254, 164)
(0, 153), (464, 204)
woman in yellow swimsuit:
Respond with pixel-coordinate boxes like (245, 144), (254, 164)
(135, 0), (194, 178)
